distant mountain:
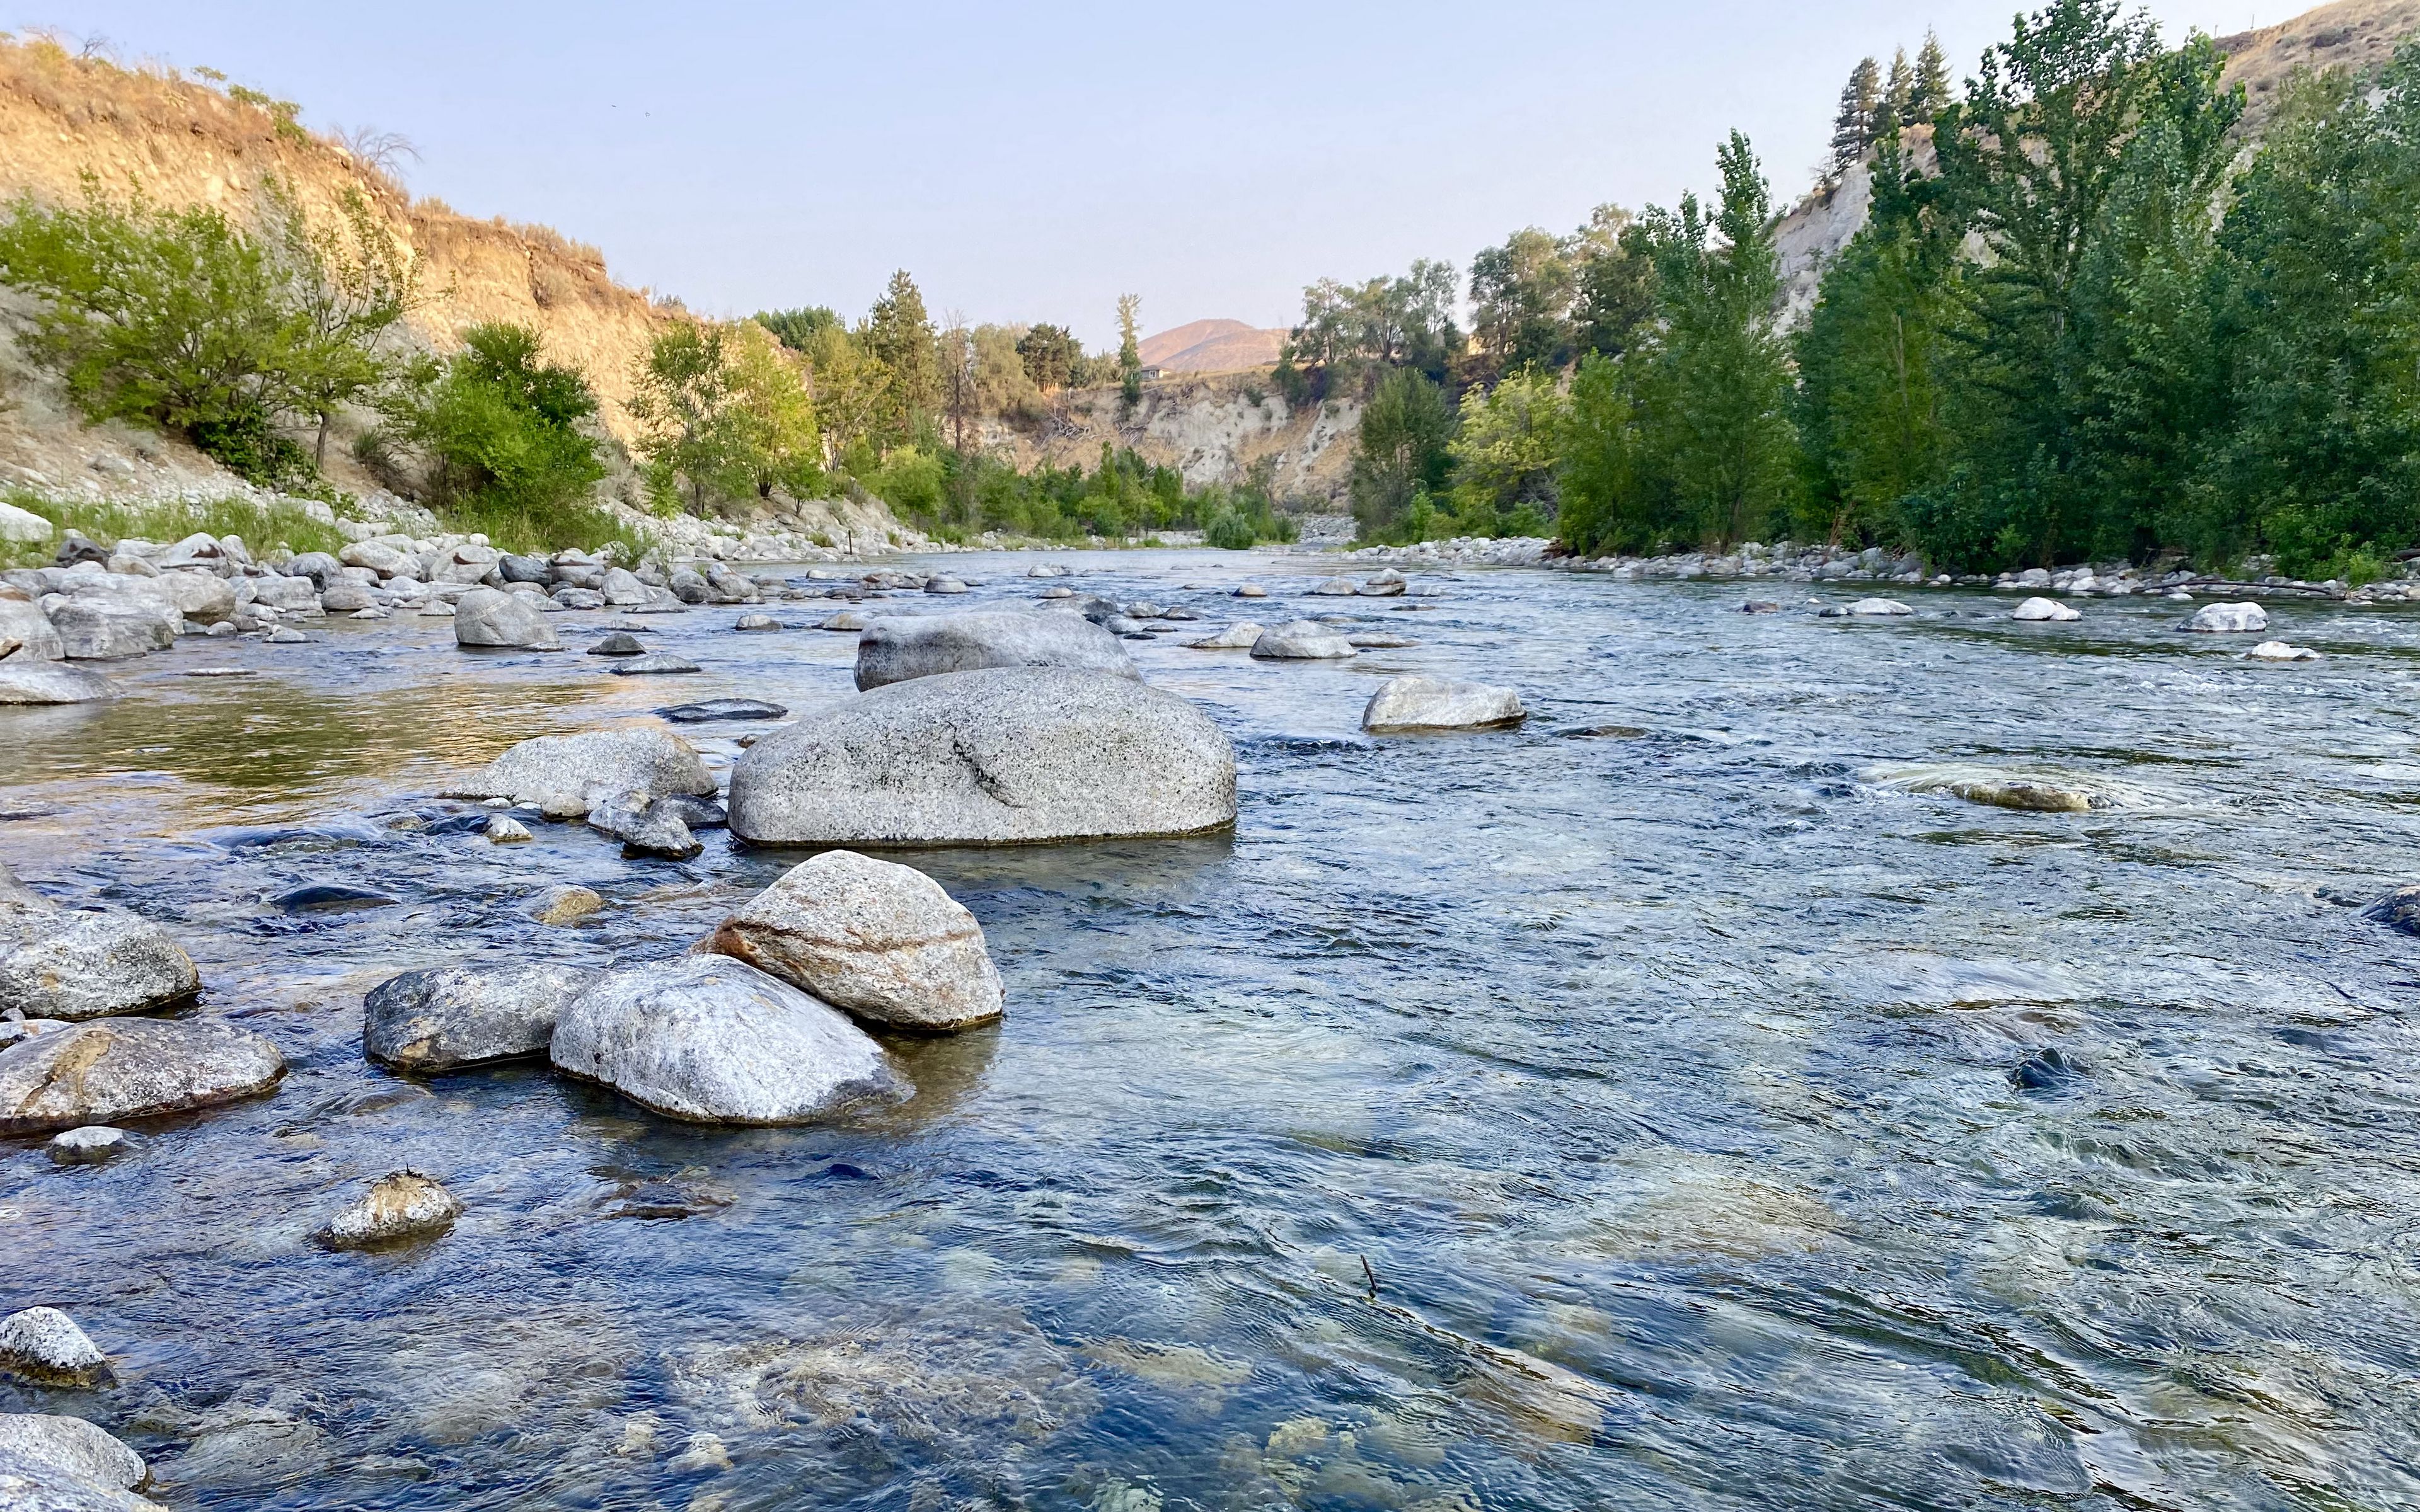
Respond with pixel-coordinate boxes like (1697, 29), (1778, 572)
(1138, 319), (1288, 374)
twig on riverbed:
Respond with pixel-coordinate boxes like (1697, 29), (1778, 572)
(1361, 1254), (1378, 1300)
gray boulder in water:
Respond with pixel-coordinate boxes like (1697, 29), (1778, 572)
(0, 1414), (147, 1498)
(548, 954), (904, 1124)
(1250, 621), (1357, 660)
(1360, 675), (1528, 733)
(313, 1171), (463, 1249)
(2363, 886), (2420, 936)
(701, 849), (1003, 1030)
(0, 1309), (108, 1387)
(2185, 600), (2267, 633)
(45, 598), (174, 660)
(363, 963), (595, 1072)
(0, 596), (64, 660)
(0, 661), (118, 705)
(442, 728), (717, 820)
(1185, 622), (1264, 650)
(586, 790), (703, 858)
(727, 668), (1236, 846)
(0, 1017), (284, 1135)
(853, 610), (1136, 691)
(453, 587), (562, 651)
(0, 881), (199, 1021)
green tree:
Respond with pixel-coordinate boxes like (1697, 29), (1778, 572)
(1794, 125), (1960, 546)
(1911, 31), (1952, 123)
(1906, 0), (2240, 568)
(629, 319), (747, 514)
(1570, 207), (1658, 360)
(1469, 227), (1576, 375)
(725, 321), (824, 499)
(1557, 352), (1656, 554)
(752, 306), (843, 353)
(379, 321), (607, 544)
(1829, 57), (1883, 180)
(863, 269), (938, 437)
(1116, 292), (1143, 411)
(1015, 323), (1081, 395)
(1349, 367), (1456, 540)
(2189, 52), (2420, 573)
(1637, 132), (1799, 546)
(1448, 369), (1567, 535)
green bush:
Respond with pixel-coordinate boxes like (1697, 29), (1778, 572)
(0, 175), (415, 486)
(376, 323), (629, 556)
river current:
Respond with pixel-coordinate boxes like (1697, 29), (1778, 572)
(4, 549), (2418, 1511)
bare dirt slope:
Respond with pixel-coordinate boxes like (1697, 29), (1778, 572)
(976, 372), (1357, 504)
(0, 36), (666, 445)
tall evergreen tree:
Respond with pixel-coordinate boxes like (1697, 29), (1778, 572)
(1911, 32), (1952, 123)
(1115, 292), (1143, 411)
(863, 269), (938, 438)
(1830, 57), (1883, 180)
(1883, 49), (1915, 130)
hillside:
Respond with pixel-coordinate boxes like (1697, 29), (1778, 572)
(1138, 319), (1288, 374)
(975, 371), (1357, 504)
(1773, 0), (2420, 323)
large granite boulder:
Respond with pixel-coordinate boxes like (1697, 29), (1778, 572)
(0, 883), (199, 1021)
(2186, 600), (2268, 633)
(0, 1017), (284, 1135)
(0, 1309), (108, 1387)
(151, 571), (236, 624)
(701, 850), (1002, 1029)
(0, 1416), (146, 1495)
(454, 588), (562, 651)
(1250, 621), (1357, 660)
(548, 955), (903, 1124)
(727, 668), (1236, 846)
(853, 610), (1137, 691)
(362, 963), (594, 1072)
(0, 596), (62, 662)
(1361, 675), (1528, 733)
(441, 728), (717, 820)
(0, 662), (117, 705)
(42, 597), (174, 660)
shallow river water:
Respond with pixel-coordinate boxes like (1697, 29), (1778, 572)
(6, 549), (2420, 1511)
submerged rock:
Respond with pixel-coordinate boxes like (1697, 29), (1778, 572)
(0, 1414), (147, 1499)
(442, 728), (716, 820)
(0, 1017), (284, 1135)
(364, 963), (594, 1072)
(734, 613), (780, 631)
(608, 653), (701, 676)
(854, 610), (1137, 691)
(1186, 622), (1264, 650)
(703, 849), (1003, 1031)
(2186, 600), (2267, 633)
(1361, 675), (1528, 733)
(1250, 621), (1357, 660)
(549, 955), (904, 1125)
(1929, 777), (2096, 813)
(1357, 570), (1408, 597)
(483, 814), (531, 844)
(2246, 639), (2321, 661)
(727, 668), (1236, 846)
(268, 885), (395, 915)
(656, 698), (787, 723)
(2361, 886), (2420, 936)
(1233, 583), (1267, 598)
(313, 1171), (463, 1249)
(1345, 631), (1419, 648)
(819, 611), (867, 632)
(529, 885), (606, 927)
(0, 1309), (108, 1387)
(586, 791), (703, 859)
(2012, 597), (2082, 622)
(452, 588), (562, 651)
(1827, 597), (1913, 617)
(0, 661), (117, 705)
(0, 896), (200, 1021)
(46, 1126), (125, 1165)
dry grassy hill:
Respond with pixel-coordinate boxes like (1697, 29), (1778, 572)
(2219, 0), (2420, 128)
(1139, 319), (1288, 375)
(0, 33), (667, 484)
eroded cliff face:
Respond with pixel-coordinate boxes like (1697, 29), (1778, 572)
(0, 41), (667, 439)
(974, 372), (1360, 503)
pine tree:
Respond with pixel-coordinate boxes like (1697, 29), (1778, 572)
(1115, 292), (1143, 412)
(1910, 32), (1951, 123)
(864, 269), (938, 438)
(1883, 49), (1915, 132)
(1829, 58), (1883, 180)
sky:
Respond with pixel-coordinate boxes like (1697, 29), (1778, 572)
(22, 1), (2273, 346)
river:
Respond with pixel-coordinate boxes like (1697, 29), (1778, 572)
(4, 549), (2417, 1510)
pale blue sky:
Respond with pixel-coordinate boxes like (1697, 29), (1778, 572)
(23, 1), (2265, 345)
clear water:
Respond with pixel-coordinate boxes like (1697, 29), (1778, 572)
(5, 551), (2420, 1511)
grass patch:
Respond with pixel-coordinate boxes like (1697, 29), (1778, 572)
(436, 496), (654, 563)
(4, 489), (350, 568)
